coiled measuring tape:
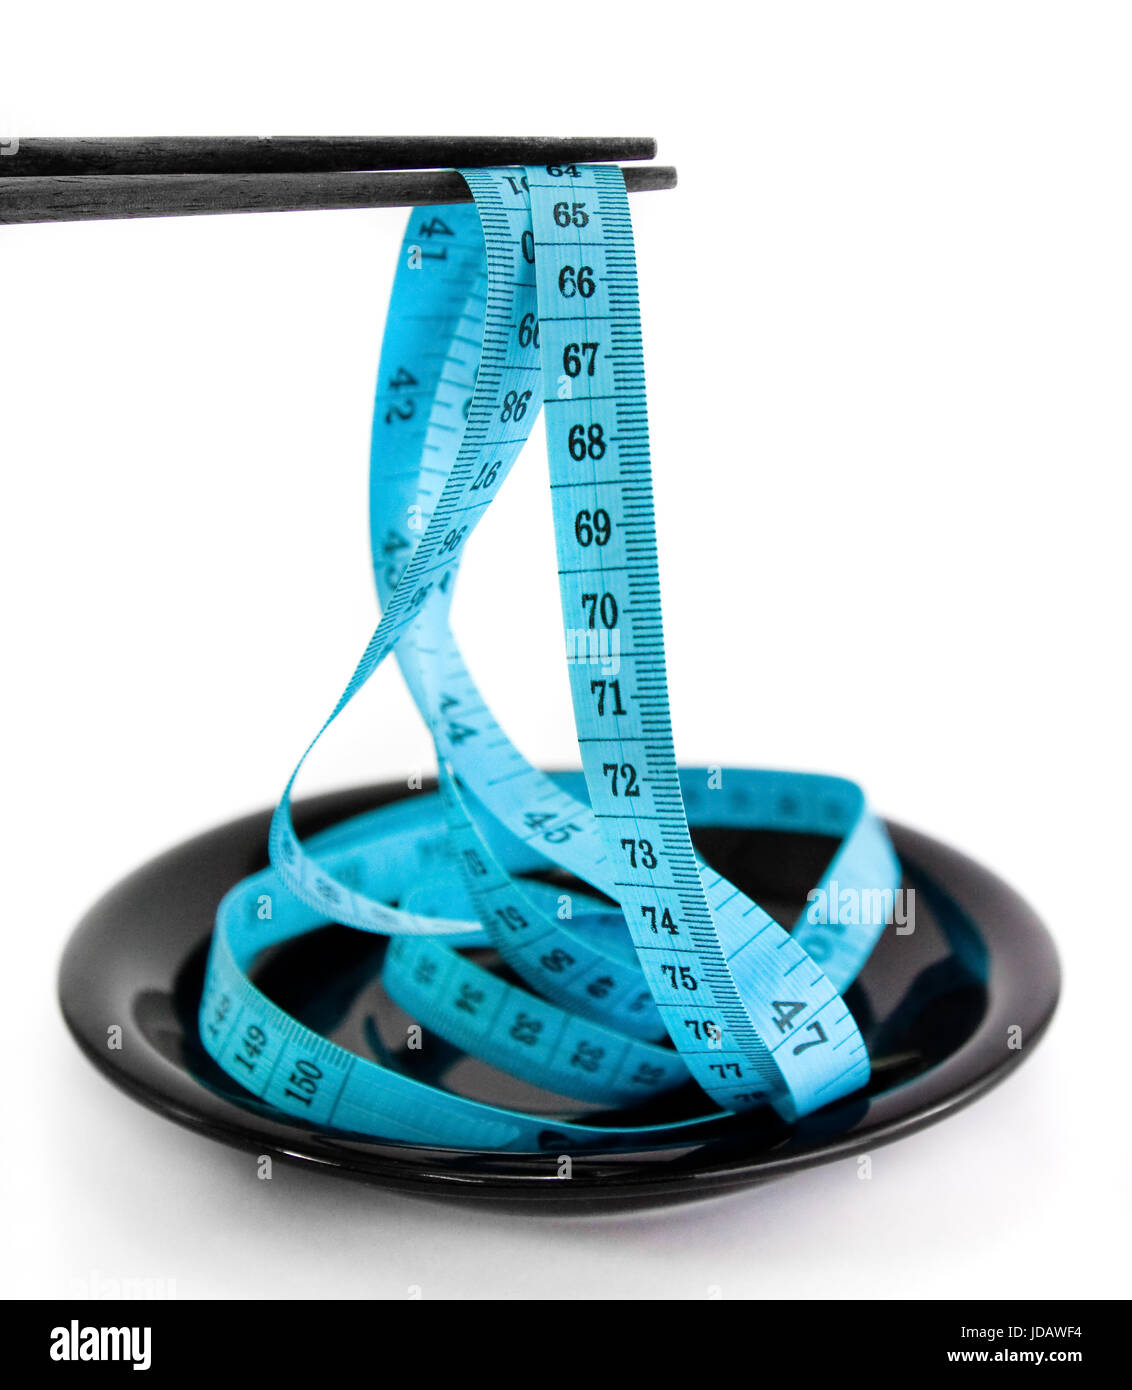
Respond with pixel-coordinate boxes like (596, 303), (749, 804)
(199, 165), (902, 1151)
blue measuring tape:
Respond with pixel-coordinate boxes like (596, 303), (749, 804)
(199, 165), (903, 1151)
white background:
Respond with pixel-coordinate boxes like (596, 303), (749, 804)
(2, 1), (1129, 1300)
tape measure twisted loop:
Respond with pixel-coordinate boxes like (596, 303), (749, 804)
(199, 165), (902, 1149)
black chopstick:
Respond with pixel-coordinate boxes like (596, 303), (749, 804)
(0, 135), (657, 178)
(0, 165), (677, 226)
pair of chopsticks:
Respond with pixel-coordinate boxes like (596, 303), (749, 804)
(0, 136), (675, 225)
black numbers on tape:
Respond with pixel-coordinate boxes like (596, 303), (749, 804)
(771, 1000), (805, 1032)
(631, 1062), (665, 1087)
(204, 992), (231, 1042)
(383, 359), (417, 423)
(510, 1012), (543, 1046)
(589, 678), (626, 717)
(518, 313), (540, 348)
(570, 1041), (604, 1072)
(462, 848), (488, 877)
(414, 218), (452, 262)
(602, 762), (640, 797)
(793, 1022), (828, 1055)
(568, 423), (606, 460)
(621, 838), (658, 869)
(684, 1018), (721, 1041)
(440, 691), (476, 745)
(283, 1059), (322, 1108)
(771, 1002), (830, 1055)
(582, 591), (618, 628)
(471, 459), (502, 491)
(642, 905), (679, 935)
(540, 948), (576, 974)
(388, 365), (418, 391)
(500, 390), (531, 423)
(494, 905), (528, 932)
(661, 963), (699, 992)
(233, 1024), (266, 1073)
(455, 982), (485, 1014)
(563, 342), (599, 376)
(558, 265), (596, 299)
(574, 508), (612, 546)
(543, 821), (582, 845)
(554, 202), (589, 228)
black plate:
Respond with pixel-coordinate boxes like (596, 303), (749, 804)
(58, 780), (1059, 1213)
